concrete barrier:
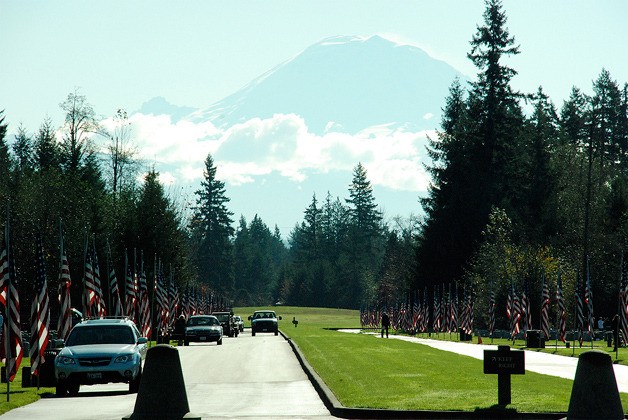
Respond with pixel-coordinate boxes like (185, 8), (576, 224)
(567, 350), (623, 419)
(123, 344), (199, 420)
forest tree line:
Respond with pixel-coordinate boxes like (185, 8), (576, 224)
(1, 0), (627, 334)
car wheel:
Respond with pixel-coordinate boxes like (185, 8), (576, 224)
(56, 382), (67, 397)
(217, 338), (223, 345)
(129, 369), (141, 394)
(184, 340), (189, 346)
(252, 330), (255, 336)
(67, 382), (80, 396)
(275, 331), (278, 336)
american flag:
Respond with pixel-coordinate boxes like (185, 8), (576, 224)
(82, 242), (98, 317)
(168, 275), (179, 328)
(585, 258), (594, 336)
(620, 254), (628, 345)
(30, 234), (50, 377)
(91, 242), (106, 317)
(0, 241), (8, 306)
(540, 275), (550, 339)
(433, 288), (441, 332)
(521, 282), (532, 334)
(488, 285), (496, 337)
(506, 282), (512, 322)
(556, 272), (566, 342)
(106, 243), (123, 317)
(450, 284), (458, 333)
(412, 290), (420, 332)
(575, 275), (584, 346)
(422, 287), (429, 333)
(511, 285), (521, 340)
(154, 265), (169, 331)
(124, 251), (136, 321)
(2, 224), (23, 382)
(57, 230), (72, 341)
(138, 255), (151, 338)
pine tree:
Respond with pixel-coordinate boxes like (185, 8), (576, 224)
(417, 0), (524, 289)
(190, 153), (235, 295)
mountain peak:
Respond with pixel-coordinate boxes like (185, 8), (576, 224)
(188, 35), (465, 134)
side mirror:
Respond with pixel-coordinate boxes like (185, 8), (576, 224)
(248, 316), (252, 321)
(55, 339), (65, 348)
(278, 316), (282, 320)
(137, 337), (148, 345)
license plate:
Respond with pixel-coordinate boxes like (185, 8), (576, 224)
(262, 328), (268, 332)
(87, 372), (102, 379)
(200, 336), (207, 341)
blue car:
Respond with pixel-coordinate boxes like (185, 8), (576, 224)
(54, 318), (148, 396)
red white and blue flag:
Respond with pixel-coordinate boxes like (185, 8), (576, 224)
(30, 234), (50, 376)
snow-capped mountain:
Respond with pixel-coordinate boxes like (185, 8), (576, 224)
(188, 35), (465, 134)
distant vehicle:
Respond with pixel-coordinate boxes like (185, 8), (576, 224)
(54, 318), (148, 397)
(233, 315), (244, 332)
(184, 315), (223, 346)
(249, 310), (282, 336)
(212, 311), (239, 337)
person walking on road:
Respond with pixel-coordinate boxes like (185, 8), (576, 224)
(381, 311), (390, 338)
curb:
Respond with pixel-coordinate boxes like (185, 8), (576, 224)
(281, 330), (566, 419)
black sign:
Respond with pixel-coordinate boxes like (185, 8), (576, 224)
(483, 346), (525, 375)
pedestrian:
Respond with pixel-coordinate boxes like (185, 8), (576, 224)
(174, 314), (187, 346)
(597, 317), (604, 331)
(381, 311), (390, 338)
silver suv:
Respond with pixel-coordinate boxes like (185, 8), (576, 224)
(54, 318), (148, 396)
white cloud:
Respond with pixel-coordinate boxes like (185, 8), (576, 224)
(117, 112), (433, 192)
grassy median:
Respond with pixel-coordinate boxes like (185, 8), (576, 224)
(235, 306), (628, 413)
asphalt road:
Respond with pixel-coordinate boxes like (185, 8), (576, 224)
(1, 330), (334, 419)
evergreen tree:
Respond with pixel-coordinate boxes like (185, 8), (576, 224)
(190, 153), (235, 295)
(12, 123), (34, 176)
(417, 0), (524, 289)
(34, 117), (60, 171)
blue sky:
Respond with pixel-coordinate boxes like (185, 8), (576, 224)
(3, 1), (626, 129)
(1, 1), (628, 234)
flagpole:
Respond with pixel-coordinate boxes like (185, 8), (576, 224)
(106, 240), (112, 315)
(150, 254), (156, 347)
(82, 230), (88, 318)
(587, 257), (593, 349)
(571, 270), (580, 356)
(5, 216), (11, 401)
(555, 269), (559, 350)
(617, 252), (623, 360)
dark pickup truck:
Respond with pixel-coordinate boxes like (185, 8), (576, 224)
(212, 311), (239, 337)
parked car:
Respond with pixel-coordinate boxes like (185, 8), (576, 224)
(184, 315), (223, 346)
(249, 310), (282, 336)
(233, 315), (244, 332)
(54, 318), (148, 397)
(212, 311), (239, 337)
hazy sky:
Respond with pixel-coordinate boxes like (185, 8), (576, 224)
(1, 1), (627, 234)
(3, 1), (626, 130)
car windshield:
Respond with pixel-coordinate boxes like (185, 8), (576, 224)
(188, 317), (219, 326)
(253, 312), (276, 319)
(66, 325), (135, 346)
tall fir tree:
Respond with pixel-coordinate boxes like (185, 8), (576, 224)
(190, 153), (235, 295)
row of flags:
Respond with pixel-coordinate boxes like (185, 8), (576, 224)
(360, 257), (626, 347)
(0, 222), (229, 385)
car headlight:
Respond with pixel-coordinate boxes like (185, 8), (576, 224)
(114, 354), (133, 363)
(57, 356), (76, 365)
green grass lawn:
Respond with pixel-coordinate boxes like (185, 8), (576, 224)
(235, 306), (628, 413)
(0, 359), (55, 415)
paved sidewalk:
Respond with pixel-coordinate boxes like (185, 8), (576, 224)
(375, 333), (628, 393)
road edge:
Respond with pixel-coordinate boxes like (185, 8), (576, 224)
(281, 330), (566, 419)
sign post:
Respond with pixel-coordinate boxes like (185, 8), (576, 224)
(483, 345), (525, 405)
